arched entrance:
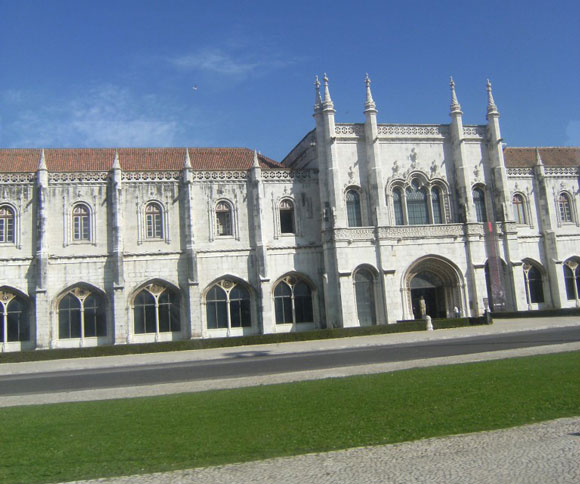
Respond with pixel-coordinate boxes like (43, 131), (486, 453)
(404, 257), (464, 319)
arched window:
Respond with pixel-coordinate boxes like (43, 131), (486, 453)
(274, 276), (314, 324)
(58, 288), (106, 339)
(206, 280), (251, 329)
(145, 202), (163, 239)
(393, 188), (404, 225)
(563, 262), (580, 301)
(0, 205), (15, 243)
(279, 199), (295, 234)
(354, 268), (376, 326)
(473, 188), (487, 223)
(72, 204), (91, 241)
(406, 180), (428, 225)
(559, 193), (573, 223)
(134, 284), (181, 334)
(512, 195), (526, 224)
(216, 201), (233, 236)
(523, 264), (544, 304)
(0, 291), (29, 343)
(346, 189), (362, 227)
(431, 187), (443, 224)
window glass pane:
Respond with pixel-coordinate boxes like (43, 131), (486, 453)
(559, 194), (572, 222)
(564, 266), (576, 300)
(406, 182), (428, 225)
(354, 270), (376, 326)
(216, 203), (232, 236)
(346, 190), (362, 227)
(280, 205), (295, 234)
(513, 195), (526, 224)
(294, 282), (313, 323)
(59, 294), (81, 339)
(0, 206), (15, 243)
(527, 266), (544, 303)
(274, 282), (293, 323)
(207, 286), (228, 329)
(393, 189), (404, 225)
(7, 297), (29, 342)
(134, 290), (156, 333)
(431, 188), (442, 224)
(145, 204), (163, 238)
(159, 291), (181, 332)
(230, 285), (251, 327)
(474, 188), (487, 222)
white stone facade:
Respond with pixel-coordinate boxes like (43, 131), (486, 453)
(0, 77), (579, 352)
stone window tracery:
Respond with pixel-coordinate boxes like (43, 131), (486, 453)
(473, 187), (487, 223)
(58, 287), (106, 339)
(133, 284), (180, 334)
(206, 280), (251, 329)
(216, 201), (233, 236)
(389, 177), (448, 225)
(512, 194), (527, 225)
(72, 203), (91, 241)
(346, 189), (362, 227)
(563, 260), (580, 302)
(0, 205), (15, 244)
(274, 276), (313, 324)
(0, 290), (29, 343)
(145, 202), (163, 239)
(522, 262), (544, 304)
(559, 193), (573, 223)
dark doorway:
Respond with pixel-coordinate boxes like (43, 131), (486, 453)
(410, 272), (446, 318)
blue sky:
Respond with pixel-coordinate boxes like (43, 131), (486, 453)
(1, 0), (579, 161)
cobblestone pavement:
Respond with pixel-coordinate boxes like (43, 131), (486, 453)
(66, 417), (580, 484)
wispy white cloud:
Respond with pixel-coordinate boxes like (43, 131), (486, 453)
(565, 120), (580, 145)
(2, 85), (189, 148)
(169, 47), (296, 79)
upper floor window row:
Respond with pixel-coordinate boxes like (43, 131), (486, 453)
(391, 180), (446, 226)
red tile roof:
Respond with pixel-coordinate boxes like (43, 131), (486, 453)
(0, 148), (283, 173)
(504, 147), (580, 168)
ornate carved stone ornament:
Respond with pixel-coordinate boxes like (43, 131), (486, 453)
(430, 160), (438, 177)
(262, 170), (315, 182)
(377, 125), (448, 137)
(409, 148), (418, 170)
(70, 287), (91, 300)
(545, 167), (579, 177)
(334, 124), (364, 137)
(50, 172), (109, 183)
(507, 168), (534, 176)
(462, 126), (486, 138)
(122, 171), (181, 181)
(0, 173), (35, 183)
(565, 260), (578, 271)
(0, 290), (15, 305)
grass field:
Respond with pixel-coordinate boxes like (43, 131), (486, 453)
(2, 351), (579, 484)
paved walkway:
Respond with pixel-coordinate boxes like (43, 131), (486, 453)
(1, 315), (580, 408)
(65, 417), (580, 484)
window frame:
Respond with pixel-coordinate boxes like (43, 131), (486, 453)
(205, 279), (252, 331)
(72, 203), (91, 242)
(57, 287), (107, 340)
(0, 290), (30, 344)
(145, 202), (164, 239)
(473, 187), (487, 223)
(215, 200), (234, 237)
(346, 188), (363, 227)
(133, 283), (181, 336)
(0, 204), (16, 245)
(512, 194), (527, 225)
(558, 193), (573, 224)
(279, 198), (296, 235)
(273, 276), (314, 325)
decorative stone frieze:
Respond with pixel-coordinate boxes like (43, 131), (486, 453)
(0, 173), (35, 183)
(377, 125), (448, 137)
(50, 172), (108, 183)
(507, 168), (534, 176)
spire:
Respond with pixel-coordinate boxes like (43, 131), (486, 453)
(112, 150), (121, 170)
(184, 148), (192, 169)
(322, 73), (334, 111)
(449, 76), (462, 114)
(252, 149), (260, 168)
(486, 79), (499, 118)
(38, 149), (47, 171)
(314, 75), (322, 113)
(364, 73), (376, 112)
(535, 148), (544, 166)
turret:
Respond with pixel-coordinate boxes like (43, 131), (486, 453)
(448, 77), (475, 222)
(485, 79), (512, 221)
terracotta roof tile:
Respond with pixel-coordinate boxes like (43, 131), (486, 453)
(0, 148), (282, 173)
(504, 147), (580, 168)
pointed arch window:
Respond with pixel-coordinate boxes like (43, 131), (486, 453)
(563, 262), (580, 301)
(346, 189), (362, 227)
(274, 276), (313, 324)
(406, 181), (428, 225)
(523, 263), (544, 304)
(559, 193), (573, 223)
(354, 268), (377, 326)
(58, 288), (106, 339)
(473, 188), (487, 223)
(0, 205), (15, 243)
(393, 188), (404, 225)
(512, 194), (527, 224)
(145, 202), (163, 239)
(206, 280), (251, 329)
(0, 291), (29, 343)
(72, 204), (91, 241)
(216, 201), (233, 236)
(431, 187), (443, 224)
(279, 199), (295, 234)
(134, 284), (181, 334)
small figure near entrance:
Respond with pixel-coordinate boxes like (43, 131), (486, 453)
(454, 306), (460, 318)
(419, 296), (427, 318)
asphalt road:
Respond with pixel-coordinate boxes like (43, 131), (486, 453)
(2, 325), (579, 397)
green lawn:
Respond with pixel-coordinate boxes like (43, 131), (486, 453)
(2, 351), (579, 484)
